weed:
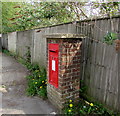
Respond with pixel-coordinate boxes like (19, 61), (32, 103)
(26, 67), (47, 99)
(64, 98), (114, 115)
(2, 49), (16, 57)
(25, 46), (31, 62)
(103, 32), (117, 45)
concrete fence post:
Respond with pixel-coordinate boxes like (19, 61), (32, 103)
(0, 34), (1, 51)
(8, 32), (17, 53)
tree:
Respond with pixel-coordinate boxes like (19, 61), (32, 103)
(2, 1), (120, 33)
(91, 2), (120, 17)
(10, 2), (76, 31)
(1, 2), (21, 33)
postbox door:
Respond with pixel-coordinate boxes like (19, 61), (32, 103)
(49, 43), (59, 88)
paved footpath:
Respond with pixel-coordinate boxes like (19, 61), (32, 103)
(0, 52), (57, 115)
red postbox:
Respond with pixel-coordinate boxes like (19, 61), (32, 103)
(49, 43), (59, 88)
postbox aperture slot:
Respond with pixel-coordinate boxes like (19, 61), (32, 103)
(49, 49), (57, 52)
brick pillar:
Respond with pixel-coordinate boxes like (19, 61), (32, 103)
(46, 34), (84, 110)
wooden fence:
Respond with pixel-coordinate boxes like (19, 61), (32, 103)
(78, 16), (120, 111)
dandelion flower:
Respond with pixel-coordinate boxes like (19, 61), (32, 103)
(35, 82), (37, 84)
(40, 86), (42, 89)
(69, 104), (73, 107)
(68, 110), (71, 112)
(42, 81), (44, 83)
(69, 100), (72, 102)
(90, 103), (93, 106)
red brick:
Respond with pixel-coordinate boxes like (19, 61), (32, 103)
(61, 62), (66, 66)
(47, 38), (81, 110)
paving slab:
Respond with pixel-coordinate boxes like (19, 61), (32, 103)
(0, 52), (58, 115)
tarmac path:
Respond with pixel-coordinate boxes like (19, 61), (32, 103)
(0, 52), (57, 115)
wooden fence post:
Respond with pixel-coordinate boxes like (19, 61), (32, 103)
(118, 50), (120, 111)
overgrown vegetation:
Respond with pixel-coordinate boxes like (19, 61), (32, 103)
(25, 46), (31, 62)
(64, 98), (116, 115)
(25, 64), (47, 98)
(1, 2), (20, 33)
(63, 80), (118, 115)
(2, 49), (16, 57)
(104, 32), (117, 45)
(1, 2), (120, 33)
(18, 47), (47, 98)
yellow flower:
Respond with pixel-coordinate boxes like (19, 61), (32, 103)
(42, 81), (44, 83)
(40, 86), (42, 89)
(45, 82), (47, 84)
(32, 79), (34, 80)
(68, 110), (71, 112)
(39, 75), (41, 77)
(69, 100), (72, 102)
(90, 103), (94, 106)
(35, 82), (37, 84)
(69, 104), (73, 107)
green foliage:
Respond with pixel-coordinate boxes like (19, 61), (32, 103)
(64, 98), (114, 115)
(1, 2), (21, 33)
(2, 2), (119, 33)
(64, 80), (116, 115)
(80, 80), (87, 94)
(17, 57), (47, 98)
(99, 2), (119, 16)
(26, 67), (47, 98)
(104, 32), (117, 45)
(2, 49), (10, 55)
(17, 54), (47, 98)
(9, 2), (75, 31)
(92, 2), (119, 17)
(25, 46), (31, 62)
(2, 49), (16, 57)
